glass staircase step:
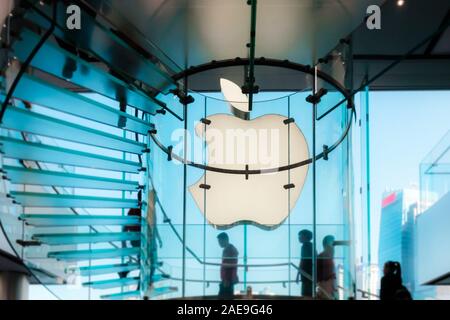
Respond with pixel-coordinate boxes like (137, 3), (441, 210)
(48, 247), (140, 261)
(149, 286), (178, 298)
(20, 214), (141, 227)
(10, 192), (139, 208)
(32, 232), (140, 245)
(4, 166), (140, 191)
(78, 263), (140, 277)
(100, 290), (141, 300)
(10, 73), (152, 135)
(23, 6), (176, 92)
(13, 28), (161, 115)
(82, 277), (139, 289)
(2, 107), (147, 154)
(0, 136), (142, 173)
(152, 274), (170, 283)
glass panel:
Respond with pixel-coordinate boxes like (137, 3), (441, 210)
(420, 130), (450, 211)
(314, 61), (354, 299)
(4, 166), (140, 191)
(0, 136), (141, 173)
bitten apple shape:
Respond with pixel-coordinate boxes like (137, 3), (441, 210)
(189, 80), (309, 228)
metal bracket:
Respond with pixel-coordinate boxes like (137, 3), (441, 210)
(241, 82), (259, 94)
(16, 240), (42, 247)
(200, 118), (211, 125)
(167, 146), (173, 161)
(306, 88), (328, 104)
(170, 88), (195, 105)
(323, 145), (329, 161)
(117, 100), (128, 128)
(283, 118), (295, 125)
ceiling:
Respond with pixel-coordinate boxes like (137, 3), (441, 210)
(79, 0), (450, 90)
(351, 0), (450, 90)
(99, 0), (385, 68)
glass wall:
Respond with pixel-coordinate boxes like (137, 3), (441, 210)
(356, 90), (450, 299)
(150, 74), (354, 298)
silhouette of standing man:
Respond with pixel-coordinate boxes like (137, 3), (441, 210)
(296, 229), (315, 297)
(217, 232), (238, 299)
(317, 235), (337, 299)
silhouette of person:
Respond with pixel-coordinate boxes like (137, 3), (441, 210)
(118, 191), (142, 279)
(217, 232), (239, 299)
(296, 229), (315, 297)
(380, 261), (412, 300)
(317, 235), (336, 299)
(146, 190), (163, 287)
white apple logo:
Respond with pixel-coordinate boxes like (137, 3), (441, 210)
(189, 79), (309, 228)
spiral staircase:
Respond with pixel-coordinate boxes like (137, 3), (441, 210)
(0, 0), (180, 300)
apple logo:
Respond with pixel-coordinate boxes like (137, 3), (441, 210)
(189, 79), (309, 228)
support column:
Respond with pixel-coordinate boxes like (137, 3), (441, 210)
(0, 271), (29, 300)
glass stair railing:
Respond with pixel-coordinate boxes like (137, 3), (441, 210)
(9, 192), (139, 208)
(2, 107), (147, 154)
(82, 277), (140, 290)
(47, 248), (140, 261)
(4, 166), (140, 192)
(0, 136), (142, 173)
(19, 214), (141, 227)
(31, 232), (141, 245)
(78, 263), (140, 277)
(0, 0), (179, 300)
(9, 73), (152, 135)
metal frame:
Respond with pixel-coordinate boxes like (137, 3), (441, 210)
(152, 57), (354, 176)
